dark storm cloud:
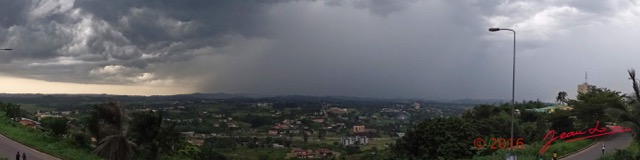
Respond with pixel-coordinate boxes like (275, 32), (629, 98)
(352, 0), (415, 16)
(0, 0), (288, 85)
(74, 0), (280, 43)
(0, 0), (30, 27)
(195, 0), (492, 98)
(1, 0), (639, 100)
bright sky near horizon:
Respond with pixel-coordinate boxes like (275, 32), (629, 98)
(0, 76), (191, 95)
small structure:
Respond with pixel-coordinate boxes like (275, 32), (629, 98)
(341, 136), (368, 146)
(352, 125), (365, 133)
(327, 107), (348, 114)
(180, 131), (195, 137)
(316, 148), (332, 157)
(272, 143), (285, 149)
(578, 80), (593, 95)
(268, 130), (279, 136)
(295, 149), (308, 158)
(19, 118), (41, 129)
(527, 105), (573, 113)
(312, 118), (325, 123)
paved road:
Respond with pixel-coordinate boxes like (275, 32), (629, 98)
(0, 134), (60, 160)
(561, 132), (633, 160)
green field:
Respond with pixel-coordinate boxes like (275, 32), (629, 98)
(17, 104), (54, 113)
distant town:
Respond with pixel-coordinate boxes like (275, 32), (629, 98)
(2, 93), (480, 159)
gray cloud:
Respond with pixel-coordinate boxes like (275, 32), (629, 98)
(0, 0), (30, 27)
(1, 0), (640, 101)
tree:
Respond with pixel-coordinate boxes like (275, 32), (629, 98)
(197, 144), (227, 160)
(547, 110), (575, 133)
(462, 105), (501, 120)
(318, 129), (326, 139)
(556, 91), (568, 105)
(568, 87), (624, 128)
(464, 107), (511, 138)
(89, 101), (136, 160)
(265, 136), (273, 144)
(94, 133), (136, 160)
(72, 132), (90, 148)
(129, 111), (183, 160)
(0, 103), (21, 121)
(40, 117), (69, 137)
(176, 142), (201, 159)
(245, 114), (274, 128)
(303, 131), (309, 143)
(88, 101), (125, 142)
(606, 69), (640, 143)
(392, 117), (478, 159)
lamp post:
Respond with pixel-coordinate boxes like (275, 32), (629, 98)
(489, 27), (516, 159)
(0, 48), (11, 51)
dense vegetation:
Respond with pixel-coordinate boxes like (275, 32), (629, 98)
(384, 69), (640, 160)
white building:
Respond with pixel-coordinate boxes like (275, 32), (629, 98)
(341, 136), (368, 146)
(578, 82), (592, 95)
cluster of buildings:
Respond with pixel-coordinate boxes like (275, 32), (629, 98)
(19, 110), (77, 129)
(294, 148), (334, 159)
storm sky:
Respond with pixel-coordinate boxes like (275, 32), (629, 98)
(1, 0), (640, 101)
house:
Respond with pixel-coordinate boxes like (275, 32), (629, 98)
(526, 105), (573, 113)
(352, 125), (365, 133)
(316, 148), (332, 157)
(312, 118), (325, 123)
(180, 131), (195, 137)
(327, 107), (348, 114)
(19, 118), (41, 128)
(268, 130), (279, 136)
(272, 143), (285, 149)
(295, 149), (308, 158)
(190, 139), (205, 146)
(341, 136), (368, 146)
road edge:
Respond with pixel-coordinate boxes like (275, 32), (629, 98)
(558, 138), (598, 159)
(0, 133), (63, 160)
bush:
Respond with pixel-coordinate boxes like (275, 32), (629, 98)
(72, 132), (90, 148)
(598, 142), (640, 160)
(40, 117), (69, 137)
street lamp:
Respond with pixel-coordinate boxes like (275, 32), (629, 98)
(489, 27), (517, 159)
(0, 48), (11, 51)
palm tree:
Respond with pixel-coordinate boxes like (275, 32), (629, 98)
(556, 91), (568, 105)
(607, 69), (640, 142)
(128, 111), (182, 160)
(89, 101), (136, 160)
(94, 133), (136, 160)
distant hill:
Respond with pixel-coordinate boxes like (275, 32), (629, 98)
(446, 98), (509, 105)
(0, 93), (511, 107)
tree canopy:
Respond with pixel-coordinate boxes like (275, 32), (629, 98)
(392, 117), (478, 159)
(40, 117), (69, 137)
(569, 86), (624, 128)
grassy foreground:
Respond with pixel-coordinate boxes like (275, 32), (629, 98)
(598, 141), (640, 160)
(472, 139), (593, 160)
(0, 114), (102, 160)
